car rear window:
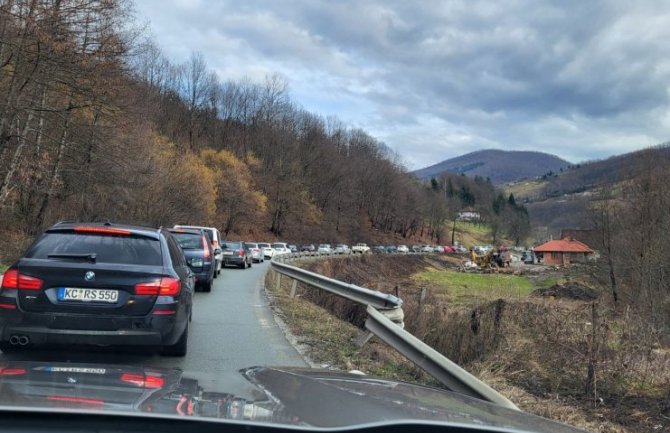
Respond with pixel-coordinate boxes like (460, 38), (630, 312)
(246, 243), (258, 248)
(223, 242), (241, 249)
(258, 243), (270, 248)
(271, 243), (285, 249)
(26, 233), (162, 266)
(173, 233), (203, 250)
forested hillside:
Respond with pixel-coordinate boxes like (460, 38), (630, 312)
(505, 144), (670, 237)
(0, 1), (527, 259)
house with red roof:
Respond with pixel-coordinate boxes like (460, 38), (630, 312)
(533, 237), (595, 266)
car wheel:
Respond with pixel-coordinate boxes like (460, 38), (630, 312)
(213, 266), (217, 279)
(163, 323), (188, 357)
(201, 280), (212, 292)
(248, 259), (252, 268)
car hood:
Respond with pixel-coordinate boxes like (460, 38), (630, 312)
(0, 361), (585, 432)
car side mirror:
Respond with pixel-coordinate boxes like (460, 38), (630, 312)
(214, 248), (222, 254)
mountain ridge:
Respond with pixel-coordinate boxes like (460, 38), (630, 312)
(413, 149), (571, 183)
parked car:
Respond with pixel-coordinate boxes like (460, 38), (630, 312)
(411, 245), (422, 253)
(271, 242), (291, 256)
(421, 245), (434, 253)
(288, 244), (299, 253)
(245, 242), (264, 263)
(301, 244), (315, 252)
(385, 245), (397, 253)
(522, 250), (538, 264)
(397, 245), (410, 253)
(442, 245), (455, 253)
(334, 244), (351, 254)
(222, 241), (252, 269)
(351, 243), (370, 254)
(169, 228), (216, 292)
(0, 222), (194, 356)
(174, 225), (222, 277)
(258, 242), (274, 258)
(317, 244), (332, 254)
(372, 245), (386, 253)
(433, 245), (444, 253)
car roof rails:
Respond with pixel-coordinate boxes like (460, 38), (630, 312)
(54, 220), (75, 225)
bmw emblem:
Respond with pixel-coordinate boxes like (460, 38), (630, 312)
(84, 271), (95, 281)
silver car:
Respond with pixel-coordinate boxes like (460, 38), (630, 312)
(245, 242), (265, 263)
(334, 244), (351, 254)
(317, 244), (332, 254)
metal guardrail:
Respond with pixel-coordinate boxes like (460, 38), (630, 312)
(269, 253), (519, 411)
(271, 259), (400, 310)
(365, 306), (517, 409)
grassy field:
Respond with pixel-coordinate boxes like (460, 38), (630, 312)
(412, 269), (535, 302)
(504, 179), (547, 200)
(451, 221), (495, 247)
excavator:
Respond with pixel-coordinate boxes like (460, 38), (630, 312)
(470, 248), (511, 269)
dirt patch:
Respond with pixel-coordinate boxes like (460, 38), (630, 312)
(532, 283), (601, 301)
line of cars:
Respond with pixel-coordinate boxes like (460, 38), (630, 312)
(297, 243), (468, 255)
(0, 222), (283, 358)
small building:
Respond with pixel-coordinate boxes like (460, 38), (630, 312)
(533, 237), (595, 266)
(458, 207), (481, 221)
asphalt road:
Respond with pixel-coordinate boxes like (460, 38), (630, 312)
(0, 261), (307, 372)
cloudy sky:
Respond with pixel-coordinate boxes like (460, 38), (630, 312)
(134, 0), (670, 170)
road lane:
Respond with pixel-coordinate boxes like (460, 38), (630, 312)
(0, 261), (307, 372)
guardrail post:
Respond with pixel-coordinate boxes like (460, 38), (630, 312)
(354, 330), (374, 348)
(289, 279), (298, 298)
(275, 272), (282, 291)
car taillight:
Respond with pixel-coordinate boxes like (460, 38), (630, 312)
(0, 367), (25, 375)
(121, 372), (164, 389)
(202, 235), (211, 259)
(47, 395), (104, 406)
(73, 226), (130, 235)
(1, 269), (42, 290)
(135, 277), (181, 296)
(239, 249), (245, 256)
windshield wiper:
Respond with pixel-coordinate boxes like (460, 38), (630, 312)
(47, 253), (97, 263)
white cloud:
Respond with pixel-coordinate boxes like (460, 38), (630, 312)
(134, 0), (670, 169)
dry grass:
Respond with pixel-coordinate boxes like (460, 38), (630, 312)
(264, 269), (435, 384)
(266, 255), (670, 433)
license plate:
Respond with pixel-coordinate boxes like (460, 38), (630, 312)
(223, 251), (233, 256)
(42, 367), (107, 374)
(191, 258), (204, 267)
(57, 287), (118, 303)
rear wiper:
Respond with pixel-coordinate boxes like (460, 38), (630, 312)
(47, 253), (97, 263)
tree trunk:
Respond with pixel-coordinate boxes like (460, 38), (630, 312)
(0, 108), (35, 205)
(34, 108), (70, 228)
